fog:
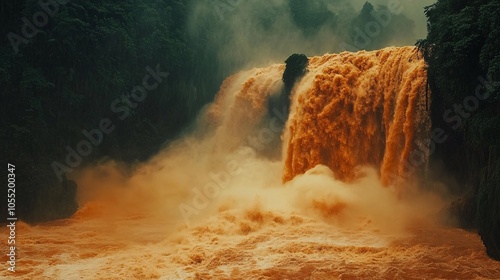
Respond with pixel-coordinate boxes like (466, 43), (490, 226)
(187, 0), (437, 74)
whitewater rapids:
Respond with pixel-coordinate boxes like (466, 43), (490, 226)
(1, 47), (499, 279)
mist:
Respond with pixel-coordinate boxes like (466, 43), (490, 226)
(187, 0), (437, 75)
(57, 49), (454, 278)
(4, 0), (500, 278)
(73, 45), (440, 237)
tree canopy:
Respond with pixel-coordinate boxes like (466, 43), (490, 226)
(418, 0), (500, 260)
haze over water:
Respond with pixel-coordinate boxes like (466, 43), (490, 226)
(2, 47), (500, 280)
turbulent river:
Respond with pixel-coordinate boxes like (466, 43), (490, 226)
(2, 46), (499, 279)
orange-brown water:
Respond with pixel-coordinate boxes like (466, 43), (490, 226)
(2, 47), (499, 279)
(284, 47), (430, 185)
(1, 198), (500, 279)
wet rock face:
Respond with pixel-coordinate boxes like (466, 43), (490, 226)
(60, 178), (78, 217)
(28, 177), (79, 222)
(477, 172), (500, 261)
(441, 191), (477, 230)
(282, 53), (308, 97)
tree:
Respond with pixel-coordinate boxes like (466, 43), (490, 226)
(417, 0), (500, 260)
(0, 0), (208, 222)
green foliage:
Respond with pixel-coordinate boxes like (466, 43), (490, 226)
(417, 0), (500, 153)
(288, 0), (337, 35)
(350, 2), (415, 51)
(0, 0), (215, 222)
(418, 0), (500, 259)
(0, 0), (442, 224)
(478, 2), (500, 86)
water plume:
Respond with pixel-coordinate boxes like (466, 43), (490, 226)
(3, 46), (499, 280)
(284, 46), (430, 185)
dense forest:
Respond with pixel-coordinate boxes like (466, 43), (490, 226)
(418, 0), (500, 260)
(1, 0), (499, 260)
(0, 0), (416, 222)
(0, 0), (220, 222)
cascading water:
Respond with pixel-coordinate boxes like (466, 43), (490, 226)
(284, 46), (430, 185)
(208, 46), (430, 186)
(1, 47), (499, 280)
